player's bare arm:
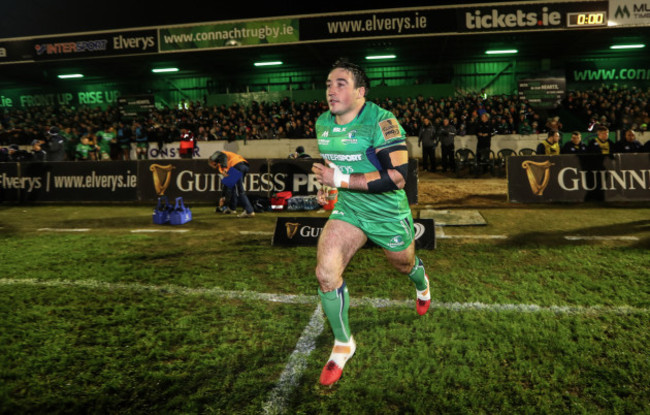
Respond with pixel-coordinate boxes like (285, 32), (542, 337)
(311, 143), (408, 192)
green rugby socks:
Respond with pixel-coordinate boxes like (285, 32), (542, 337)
(408, 256), (428, 291)
(319, 281), (351, 343)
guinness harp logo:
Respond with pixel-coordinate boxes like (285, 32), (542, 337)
(522, 160), (554, 195)
(285, 222), (300, 239)
(150, 164), (175, 195)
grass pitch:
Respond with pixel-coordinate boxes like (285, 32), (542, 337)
(0, 204), (648, 414)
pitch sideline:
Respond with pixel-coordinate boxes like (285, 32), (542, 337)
(1, 277), (647, 315)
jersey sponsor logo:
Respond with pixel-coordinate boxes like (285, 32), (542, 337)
(320, 131), (329, 138)
(318, 138), (330, 146)
(333, 127), (347, 132)
(388, 235), (405, 248)
(341, 130), (358, 145)
(379, 118), (402, 141)
(339, 166), (354, 174)
(331, 209), (344, 216)
(321, 153), (363, 162)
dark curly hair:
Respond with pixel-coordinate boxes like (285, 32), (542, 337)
(331, 58), (370, 96)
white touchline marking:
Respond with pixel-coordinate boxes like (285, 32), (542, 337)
(239, 231), (274, 235)
(1, 278), (647, 315)
(0, 278), (316, 305)
(565, 235), (639, 241)
(439, 235), (508, 240)
(37, 228), (90, 232)
(262, 305), (325, 415)
(435, 226), (507, 240)
(352, 297), (648, 315)
(130, 229), (189, 233)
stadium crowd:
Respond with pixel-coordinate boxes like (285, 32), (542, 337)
(1, 84), (649, 161)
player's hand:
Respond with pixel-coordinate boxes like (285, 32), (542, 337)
(316, 188), (328, 206)
(311, 162), (334, 187)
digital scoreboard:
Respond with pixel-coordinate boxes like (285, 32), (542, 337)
(567, 11), (607, 28)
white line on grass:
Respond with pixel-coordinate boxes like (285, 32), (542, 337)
(565, 235), (639, 241)
(440, 234), (508, 240)
(37, 228), (91, 232)
(262, 305), (325, 415)
(239, 231), (275, 236)
(1, 278), (647, 315)
(0, 278), (317, 305)
(435, 226), (507, 240)
(130, 229), (190, 233)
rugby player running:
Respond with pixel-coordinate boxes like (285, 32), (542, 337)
(312, 59), (431, 386)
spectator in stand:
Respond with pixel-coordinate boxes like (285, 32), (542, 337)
(179, 129), (195, 159)
(7, 144), (31, 161)
(248, 126), (262, 140)
(96, 126), (116, 160)
(45, 126), (66, 161)
(87, 133), (99, 161)
(289, 145), (311, 159)
(259, 125), (274, 139)
(613, 129), (643, 153)
(417, 117), (437, 172)
(561, 131), (588, 154)
(134, 121), (149, 160)
(117, 122), (132, 160)
(536, 130), (561, 155)
(75, 135), (96, 161)
(437, 117), (456, 172)
(31, 139), (47, 161)
(545, 116), (563, 133)
(588, 125), (612, 154)
(475, 112), (493, 164)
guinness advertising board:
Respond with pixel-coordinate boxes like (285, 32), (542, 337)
(508, 154), (650, 203)
(0, 159), (419, 203)
(273, 217), (436, 250)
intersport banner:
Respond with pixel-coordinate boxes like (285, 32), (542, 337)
(0, 159), (419, 204)
(0, 29), (158, 63)
(159, 19), (299, 51)
(508, 154), (650, 203)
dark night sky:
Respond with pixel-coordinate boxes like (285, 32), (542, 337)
(0, 0), (463, 38)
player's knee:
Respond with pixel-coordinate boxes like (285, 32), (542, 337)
(315, 264), (341, 292)
(395, 261), (413, 275)
(389, 256), (415, 275)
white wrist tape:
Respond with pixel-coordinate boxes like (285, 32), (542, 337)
(328, 162), (350, 188)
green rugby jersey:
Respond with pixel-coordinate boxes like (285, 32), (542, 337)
(96, 131), (115, 154)
(316, 101), (411, 221)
